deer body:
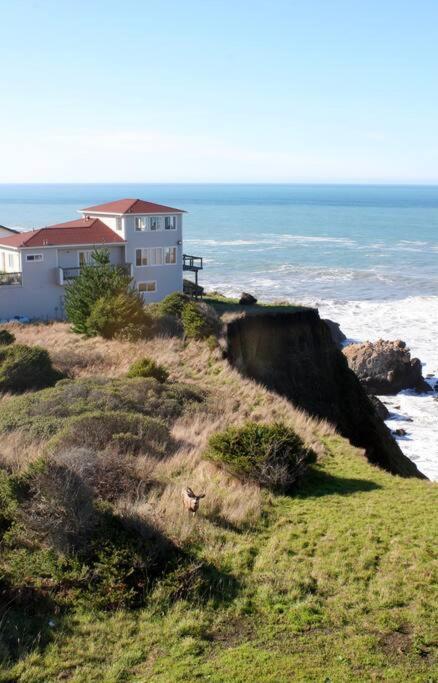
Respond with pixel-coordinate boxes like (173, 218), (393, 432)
(182, 487), (205, 515)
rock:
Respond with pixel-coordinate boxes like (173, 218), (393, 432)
(369, 395), (390, 420)
(343, 339), (432, 395)
(225, 309), (426, 479)
(323, 319), (347, 349)
(393, 428), (407, 437)
(239, 292), (258, 306)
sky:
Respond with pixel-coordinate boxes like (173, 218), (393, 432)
(0, 0), (437, 183)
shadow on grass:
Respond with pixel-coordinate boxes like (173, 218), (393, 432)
(295, 467), (382, 498)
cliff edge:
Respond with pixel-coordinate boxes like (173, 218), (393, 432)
(225, 308), (426, 479)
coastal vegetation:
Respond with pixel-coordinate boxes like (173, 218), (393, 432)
(0, 320), (436, 682)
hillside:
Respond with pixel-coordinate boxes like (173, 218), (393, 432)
(0, 323), (437, 682)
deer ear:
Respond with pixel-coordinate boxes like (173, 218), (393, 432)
(186, 487), (194, 496)
(199, 494), (206, 498)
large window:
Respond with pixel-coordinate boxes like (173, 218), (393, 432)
(78, 250), (93, 266)
(26, 254), (43, 262)
(165, 216), (177, 230)
(136, 247), (164, 266)
(164, 246), (177, 264)
(149, 216), (162, 231)
(135, 217), (147, 231)
(138, 281), (157, 293)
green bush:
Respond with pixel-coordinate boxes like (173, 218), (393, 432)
(158, 292), (190, 318)
(0, 377), (204, 438)
(46, 411), (170, 456)
(64, 249), (134, 335)
(127, 357), (169, 383)
(86, 291), (152, 341)
(0, 344), (63, 393)
(205, 422), (315, 491)
(0, 329), (15, 346)
(181, 301), (219, 340)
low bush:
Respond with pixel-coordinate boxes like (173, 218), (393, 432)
(205, 422), (316, 492)
(0, 329), (15, 346)
(181, 301), (220, 340)
(0, 344), (63, 393)
(46, 411), (170, 457)
(86, 291), (152, 340)
(127, 357), (169, 383)
(0, 377), (204, 441)
(158, 292), (190, 318)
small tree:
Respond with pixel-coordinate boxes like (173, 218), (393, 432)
(86, 292), (151, 340)
(64, 249), (133, 335)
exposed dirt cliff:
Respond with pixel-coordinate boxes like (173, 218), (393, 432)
(225, 308), (426, 479)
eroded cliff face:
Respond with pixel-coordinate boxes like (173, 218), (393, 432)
(225, 308), (426, 479)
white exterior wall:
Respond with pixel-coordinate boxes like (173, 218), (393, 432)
(0, 245), (125, 320)
(0, 248), (20, 273)
(86, 212), (184, 302)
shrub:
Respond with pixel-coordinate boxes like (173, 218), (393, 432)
(205, 422), (316, 491)
(0, 329), (15, 346)
(181, 301), (219, 340)
(0, 377), (204, 441)
(86, 291), (152, 341)
(64, 249), (134, 335)
(127, 357), (169, 383)
(46, 411), (170, 456)
(0, 344), (63, 393)
(158, 292), (190, 319)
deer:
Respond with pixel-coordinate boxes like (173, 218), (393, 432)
(182, 487), (205, 515)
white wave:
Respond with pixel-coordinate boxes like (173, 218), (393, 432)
(310, 296), (438, 481)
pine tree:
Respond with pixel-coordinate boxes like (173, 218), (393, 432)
(64, 249), (132, 334)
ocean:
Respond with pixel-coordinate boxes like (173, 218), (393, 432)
(1, 183), (437, 479)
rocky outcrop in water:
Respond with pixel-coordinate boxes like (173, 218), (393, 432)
(225, 309), (425, 479)
(343, 339), (431, 395)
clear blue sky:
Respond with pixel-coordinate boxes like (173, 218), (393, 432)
(1, 0), (437, 182)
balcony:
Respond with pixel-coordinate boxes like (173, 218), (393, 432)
(183, 254), (203, 272)
(0, 272), (22, 286)
(57, 263), (132, 285)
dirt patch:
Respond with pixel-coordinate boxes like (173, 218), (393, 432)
(380, 627), (412, 658)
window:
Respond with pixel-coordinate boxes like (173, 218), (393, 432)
(116, 217), (122, 231)
(165, 216), (177, 230)
(26, 254), (43, 262)
(138, 281), (157, 293)
(8, 254), (14, 268)
(136, 248), (164, 266)
(164, 247), (177, 264)
(135, 217), (147, 231)
(78, 250), (93, 266)
(149, 216), (162, 231)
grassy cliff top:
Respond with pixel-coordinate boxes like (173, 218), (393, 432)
(203, 294), (311, 317)
(0, 323), (437, 682)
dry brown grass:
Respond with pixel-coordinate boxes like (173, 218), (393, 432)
(2, 322), (335, 541)
(0, 431), (44, 473)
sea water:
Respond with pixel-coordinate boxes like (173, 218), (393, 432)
(1, 183), (437, 479)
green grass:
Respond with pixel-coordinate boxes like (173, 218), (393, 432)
(2, 436), (437, 682)
(203, 294), (308, 316)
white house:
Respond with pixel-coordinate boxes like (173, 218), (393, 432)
(0, 198), (202, 320)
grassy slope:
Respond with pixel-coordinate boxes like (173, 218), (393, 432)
(5, 438), (437, 682)
(1, 324), (437, 682)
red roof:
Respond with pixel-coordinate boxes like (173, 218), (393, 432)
(0, 218), (125, 249)
(81, 198), (185, 215)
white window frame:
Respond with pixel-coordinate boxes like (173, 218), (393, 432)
(78, 250), (94, 266)
(135, 217), (147, 232)
(135, 247), (164, 267)
(164, 215), (177, 230)
(164, 246), (177, 264)
(115, 217), (122, 231)
(26, 253), (43, 262)
(138, 281), (157, 293)
(8, 253), (14, 268)
(149, 216), (163, 231)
